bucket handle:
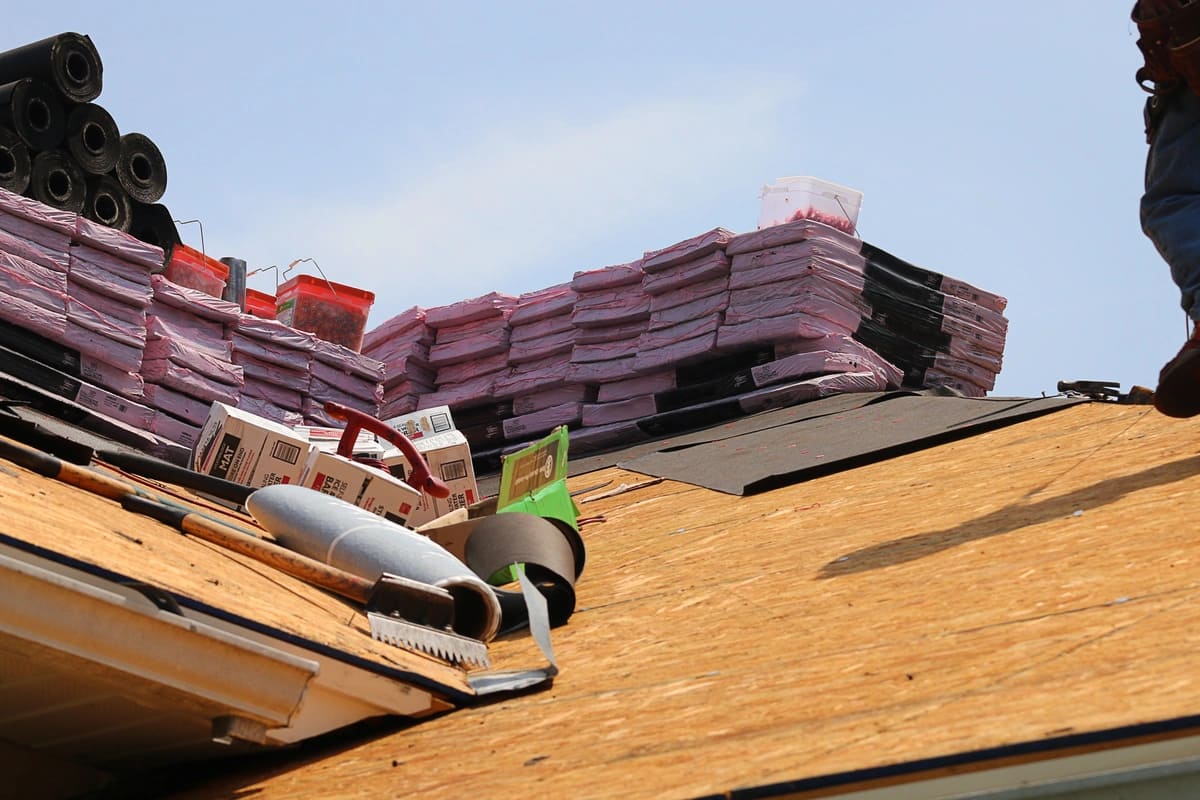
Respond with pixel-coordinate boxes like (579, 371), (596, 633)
(322, 401), (450, 499)
(286, 257), (339, 299)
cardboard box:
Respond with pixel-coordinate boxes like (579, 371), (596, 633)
(295, 424), (385, 457)
(193, 402), (312, 488)
(300, 448), (420, 526)
(382, 429), (478, 527)
(383, 404), (456, 442)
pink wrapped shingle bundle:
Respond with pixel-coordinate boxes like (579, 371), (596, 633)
(307, 348), (384, 423)
(0, 188), (73, 272)
(501, 400), (583, 442)
(363, 306), (436, 418)
(508, 283), (578, 366)
(425, 294), (515, 413)
(568, 260), (649, 397)
(63, 239), (154, 376)
(143, 283), (245, 446)
(0, 251), (67, 314)
(230, 311), (315, 425)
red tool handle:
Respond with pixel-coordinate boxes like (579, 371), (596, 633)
(323, 401), (450, 499)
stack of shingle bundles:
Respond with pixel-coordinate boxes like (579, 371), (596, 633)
(304, 338), (385, 427)
(361, 306), (435, 421)
(459, 282), (579, 453)
(66, 214), (160, 379)
(144, 274), (244, 448)
(852, 242), (1008, 397)
(229, 314), (314, 427)
(718, 219), (870, 353)
(418, 291), (516, 415)
(0, 189), (71, 344)
(560, 261), (649, 430)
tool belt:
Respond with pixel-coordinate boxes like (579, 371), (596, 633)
(1133, 0), (1200, 94)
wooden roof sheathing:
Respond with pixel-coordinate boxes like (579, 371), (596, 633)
(160, 402), (1200, 799)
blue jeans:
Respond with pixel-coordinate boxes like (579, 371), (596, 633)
(1142, 87), (1200, 323)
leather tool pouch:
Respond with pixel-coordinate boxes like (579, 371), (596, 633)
(1135, 0), (1200, 93)
(1135, 6), (1177, 91)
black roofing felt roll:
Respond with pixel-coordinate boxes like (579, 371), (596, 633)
(84, 173), (132, 231)
(129, 201), (180, 262)
(0, 33), (102, 104)
(65, 102), (119, 175)
(29, 149), (85, 212)
(115, 132), (166, 203)
(0, 78), (65, 150)
(0, 124), (31, 194)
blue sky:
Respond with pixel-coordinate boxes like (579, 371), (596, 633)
(6, 1), (1166, 398)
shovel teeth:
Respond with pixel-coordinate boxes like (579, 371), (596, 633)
(368, 612), (491, 669)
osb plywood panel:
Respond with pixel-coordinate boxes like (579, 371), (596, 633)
(0, 450), (472, 694)
(163, 403), (1200, 800)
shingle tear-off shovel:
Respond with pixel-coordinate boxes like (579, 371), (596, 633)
(246, 485), (500, 669)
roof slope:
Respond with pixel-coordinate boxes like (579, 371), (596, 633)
(158, 402), (1200, 799)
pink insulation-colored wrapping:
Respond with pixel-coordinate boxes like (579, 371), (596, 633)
(308, 376), (379, 416)
(502, 401), (583, 440)
(150, 274), (241, 323)
(311, 338), (386, 382)
(234, 314), (317, 351)
(596, 369), (675, 403)
(428, 328), (510, 368)
(724, 292), (865, 331)
(570, 288), (651, 328)
(566, 355), (639, 385)
(70, 243), (156, 287)
(80, 355), (145, 400)
(726, 218), (861, 258)
(367, 335), (432, 372)
(717, 312), (856, 351)
(509, 311), (574, 343)
(150, 410), (203, 449)
(0, 187), (76, 232)
(647, 275), (730, 315)
(509, 283), (577, 326)
(238, 394), (303, 427)
(738, 371), (888, 415)
(648, 291), (729, 330)
(146, 314), (232, 359)
(0, 294), (66, 342)
(418, 375), (497, 410)
(581, 394), (659, 427)
(230, 332), (312, 372)
(749, 350), (888, 389)
(69, 278), (145, 327)
(509, 329), (576, 364)
(571, 337), (642, 364)
(570, 260), (645, 292)
(641, 251), (730, 297)
(301, 398), (342, 427)
(66, 295), (147, 348)
(729, 255), (866, 295)
(941, 294), (1008, 337)
(309, 359), (383, 404)
(937, 275), (1007, 314)
(642, 227), (736, 273)
(361, 305), (432, 352)
(425, 291), (516, 329)
(731, 239), (866, 273)
(638, 313), (722, 351)
(632, 331), (718, 373)
(435, 351), (509, 387)
(143, 382), (214, 426)
(141, 359), (240, 405)
(0, 227), (68, 272)
(65, 320), (143, 373)
(0, 252), (67, 312)
(75, 382), (155, 429)
(774, 335), (904, 388)
(922, 369), (989, 397)
(511, 383), (596, 417)
(147, 304), (227, 350)
(381, 356), (436, 391)
(381, 380), (433, 405)
(143, 335), (243, 388)
(73, 215), (164, 270)
(573, 318), (649, 346)
(68, 253), (153, 307)
(234, 352), (310, 393)
(930, 352), (998, 390)
(378, 393), (420, 420)
(492, 354), (573, 396)
(241, 378), (303, 411)
(432, 311), (512, 345)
